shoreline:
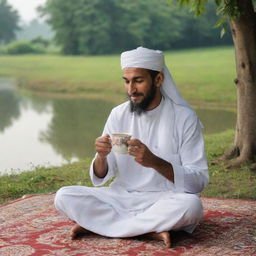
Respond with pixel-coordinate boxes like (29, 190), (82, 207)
(1, 129), (256, 204)
(4, 77), (237, 112)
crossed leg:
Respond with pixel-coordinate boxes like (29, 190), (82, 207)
(56, 187), (202, 248)
(70, 223), (171, 247)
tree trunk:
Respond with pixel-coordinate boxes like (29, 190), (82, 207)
(225, 0), (256, 166)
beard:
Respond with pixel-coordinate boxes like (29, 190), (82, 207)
(128, 82), (157, 115)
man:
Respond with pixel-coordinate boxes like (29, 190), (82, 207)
(55, 47), (209, 247)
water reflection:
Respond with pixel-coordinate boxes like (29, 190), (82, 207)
(0, 82), (20, 132)
(40, 98), (114, 160)
(0, 78), (236, 175)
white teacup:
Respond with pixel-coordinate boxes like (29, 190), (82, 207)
(111, 133), (132, 154)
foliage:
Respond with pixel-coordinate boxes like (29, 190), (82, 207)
(0, 45), (6, 55)
(30, 36), (50, 48)
(5, 41), (46, 55)
(170, 0), (254, 36)
(168, 0), (208, 15)
(172, 1), (231, 48)
(0, 0), (20, 44)
(170, 0), (241, 17)
(39, 0), (232, 55)
(16, 19), (54, 41)
(40, 0), (183, 54)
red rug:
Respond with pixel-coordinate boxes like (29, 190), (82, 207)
(0, 194), (255, 256)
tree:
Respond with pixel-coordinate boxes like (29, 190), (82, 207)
(174, 0), (256, 167)
(172, 1), (232, 49)
(0, 0), (19, 44)
(39, 0), (183, 54)
(40, 0), (232, 54)
(16, 19), (54, 41)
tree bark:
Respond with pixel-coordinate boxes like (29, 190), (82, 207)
(225, 0), (256, 166)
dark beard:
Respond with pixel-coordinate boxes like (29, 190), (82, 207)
(129, 83), (157, 115)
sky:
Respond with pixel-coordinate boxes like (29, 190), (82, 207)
(8, 0), (46, 23)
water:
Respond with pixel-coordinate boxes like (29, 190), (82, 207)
(0, 78), (236, 175)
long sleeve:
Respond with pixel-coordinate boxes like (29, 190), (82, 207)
(172, 114), (209, 193)
(89, 110), (118, 186)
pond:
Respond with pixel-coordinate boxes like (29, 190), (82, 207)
(0, 78), (236, 175)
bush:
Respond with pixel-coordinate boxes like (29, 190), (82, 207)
(30, 37), (50, 48)
(0, 46), (6, 55)
(5, 41), (46, 54)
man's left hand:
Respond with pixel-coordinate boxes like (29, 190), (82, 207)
(127, 139), (156, 167)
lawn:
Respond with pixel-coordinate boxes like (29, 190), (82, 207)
(0, 46), (236, 105)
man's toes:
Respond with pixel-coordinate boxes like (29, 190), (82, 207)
(160, 232), (171, 248)
(164, 237), (171, 248)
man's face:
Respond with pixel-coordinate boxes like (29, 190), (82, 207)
(122, 68), (157, 114)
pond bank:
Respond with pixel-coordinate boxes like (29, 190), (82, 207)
(0, 78), (237, 175)
(1, 130), (256, 205)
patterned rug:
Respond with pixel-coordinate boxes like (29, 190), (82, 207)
(0, 194), (255, 256)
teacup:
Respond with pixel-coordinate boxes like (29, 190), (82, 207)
(111, 133), (132, 154)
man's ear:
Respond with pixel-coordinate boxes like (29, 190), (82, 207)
(155, 72), (164, 88)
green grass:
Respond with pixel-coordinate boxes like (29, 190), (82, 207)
(0, 160), (93, 205)
(203, 130), (256, 199)
(1, 130), (255, 205)
(0, 46), (236, 104)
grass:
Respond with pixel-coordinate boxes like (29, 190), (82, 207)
(1, 130), (255, 205)
(0, 46), (236, 105)
(0, 160), (92, 205)
(203, 130), (256, 199)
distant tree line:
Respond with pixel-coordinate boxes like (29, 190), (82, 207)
(0, 0), (19, 44)
(1, 0), (233, 55)
(16, 19), (54, 41)
(40, 0), (232, 55)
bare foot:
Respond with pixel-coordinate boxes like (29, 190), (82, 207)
(70, 223), (90, 240)
(144, 231), (171, 248)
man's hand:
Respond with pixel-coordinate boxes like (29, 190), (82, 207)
(127, 139), (174, 182)
(95, 134), (112, 159)
(127, 139), (156, 167)
(94, 134), (112, 178)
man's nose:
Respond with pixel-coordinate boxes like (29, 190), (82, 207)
(127, 82), (136, 94)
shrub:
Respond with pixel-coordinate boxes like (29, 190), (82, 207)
(5, 41), (46, 54)
(0, 46), (6, 55)
(30, 37), (50, 48)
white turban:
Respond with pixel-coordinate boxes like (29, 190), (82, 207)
(121, 46), (192, 109)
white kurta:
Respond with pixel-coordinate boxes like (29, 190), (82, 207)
(55, 97), (209, 237)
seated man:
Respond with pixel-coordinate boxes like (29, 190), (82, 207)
(55, 47), (209, 247)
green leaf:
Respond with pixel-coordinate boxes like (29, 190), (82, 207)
(215, 0), (222, 6)
(214, 17), (224, 28)
(220, 27), (225, 38)
(252, 0), (256, 9)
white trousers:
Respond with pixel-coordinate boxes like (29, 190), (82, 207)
(55, 185), (203, 238)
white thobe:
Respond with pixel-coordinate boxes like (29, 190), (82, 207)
(55, 97), (209, 237)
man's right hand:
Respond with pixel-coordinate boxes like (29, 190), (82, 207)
(93, 134), (111, 178)
(95, 134), (112, 159)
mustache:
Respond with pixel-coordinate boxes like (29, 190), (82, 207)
(128, 93), (144, 97)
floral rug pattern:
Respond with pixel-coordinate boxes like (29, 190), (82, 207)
(0, 194), (255, 256)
